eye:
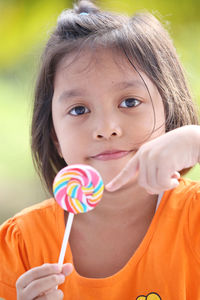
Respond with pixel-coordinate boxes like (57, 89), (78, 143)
(69, 105), (90, 116)
(119, 98), (141, 108)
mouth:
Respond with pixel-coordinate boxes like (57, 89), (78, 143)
(91, 149), (133, 161)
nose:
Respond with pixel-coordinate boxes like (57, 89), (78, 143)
(93, 120), (122, 140)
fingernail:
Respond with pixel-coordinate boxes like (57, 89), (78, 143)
(105, 182), (116, 191)
(105, 183), (112, 189)
(62, 263), (73, 276)
(146, 190), (156, 195)
(55, 264), (62, 273)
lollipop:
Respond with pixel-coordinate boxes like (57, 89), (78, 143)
(53, 164), (104, 265)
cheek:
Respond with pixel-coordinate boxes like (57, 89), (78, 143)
(57, 126), (89, 162)
(126, 108), (156, 140)
(140, 101), (165, 141)
(125, 102), (165, 145)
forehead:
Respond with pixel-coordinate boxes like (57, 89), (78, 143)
(56, 48), (137, 79)
(54, 47), (155, 94)
(56, 47), (124, 69)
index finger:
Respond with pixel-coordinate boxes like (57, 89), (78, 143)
(106, 153), (139, 192)
(16, 263), (62, 289)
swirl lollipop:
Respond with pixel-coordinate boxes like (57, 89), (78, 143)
(53, 164), (104, 265)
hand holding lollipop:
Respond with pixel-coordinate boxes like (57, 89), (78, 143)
(53, 164), (104, 266)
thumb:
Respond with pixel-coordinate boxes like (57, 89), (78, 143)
(62, 263), (73, 276)
(106, 154), (139, 192)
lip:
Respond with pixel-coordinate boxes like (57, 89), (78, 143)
(91, 150), (132, 161)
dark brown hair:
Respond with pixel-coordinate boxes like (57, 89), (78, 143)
(31, 0), (199, 194)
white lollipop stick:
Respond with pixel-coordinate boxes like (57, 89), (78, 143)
(58, 212), (74, 266)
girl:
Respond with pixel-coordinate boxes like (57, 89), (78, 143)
(0, 0), (200, 299)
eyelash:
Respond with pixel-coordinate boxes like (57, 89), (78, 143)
(68, 98), (141, 116)
(68, 106), (90, 116)
(119, 98), (141, 108)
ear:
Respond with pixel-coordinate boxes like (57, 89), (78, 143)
(51, 126), (63, 158)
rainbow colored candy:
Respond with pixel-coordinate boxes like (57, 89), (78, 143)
(53, 164), (104, 214)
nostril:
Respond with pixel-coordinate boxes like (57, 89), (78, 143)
(96, 132), (117, 139)
(97, 134), (103, 139)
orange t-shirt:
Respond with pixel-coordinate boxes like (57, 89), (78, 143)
(0, 178), (200, 300)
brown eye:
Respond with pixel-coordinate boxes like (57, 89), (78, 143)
(120, 98), (141, 108)
(69, 106), (90, 116)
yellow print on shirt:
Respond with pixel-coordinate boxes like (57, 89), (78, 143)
(136, 292), (161, 300)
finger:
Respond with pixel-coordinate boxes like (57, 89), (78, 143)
(61, 263), (73, 276)
(137, 153), (160, 193)
(147, 167), (162, 194)
(158, 174), (180, 191)
(106, 154), (139, 191)
(172, 171), (180, 179)
(36, 289), (64, 300)
(146, 188), (160, 195)
(24, 274), (65, 299)
(38, 286), (56, 296)
(137, 153), (148, 189)
(157, 164), (180, 190)
(145, 151), (166, 192)
(145, 169), (180, 194)
(145, 165), (176, 194)
(169, 178), (180, 189)
(16, 264), (62, 289)
(136, 150), (162, 193)
(156, 178), (179, 191)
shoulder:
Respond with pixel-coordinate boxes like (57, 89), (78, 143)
(166, 177), (200, 222)
(14, 198), (57, 219)
(183, 179), (200, 261)
(160, 178), (200, 261)
(0, 199), (60, 295)
(160, 177), (200, 230)
(0, 198), (58, 252)
(0, 198), (62, 249)
(163, 177), (200, 209)
(1, 198), (54, 230)
(166, 178), (200, 261)
(0, 199), (58, 260)
(0, 198), (57, 236)
(172, 177), (199, 195)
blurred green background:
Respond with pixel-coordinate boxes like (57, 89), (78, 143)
(0, 0), (200, 224)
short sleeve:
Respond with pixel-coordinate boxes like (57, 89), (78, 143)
(188, 183), (200, 262)
(0, 217), (29, 299)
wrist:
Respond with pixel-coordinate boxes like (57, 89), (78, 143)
(192, 125), (200, 163)
(181, 125), (200, 164)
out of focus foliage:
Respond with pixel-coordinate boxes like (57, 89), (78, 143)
(1, 0), (200, 70)
(0, 0), (70, 69)
(0, 0), (199, 223)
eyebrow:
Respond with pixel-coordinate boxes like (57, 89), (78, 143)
(58, 88), (86, 102)
(58, 79), (144, 102)
(115, 79), (144, 90)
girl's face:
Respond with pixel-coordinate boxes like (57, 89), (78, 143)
(52, 48), (165, 184)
